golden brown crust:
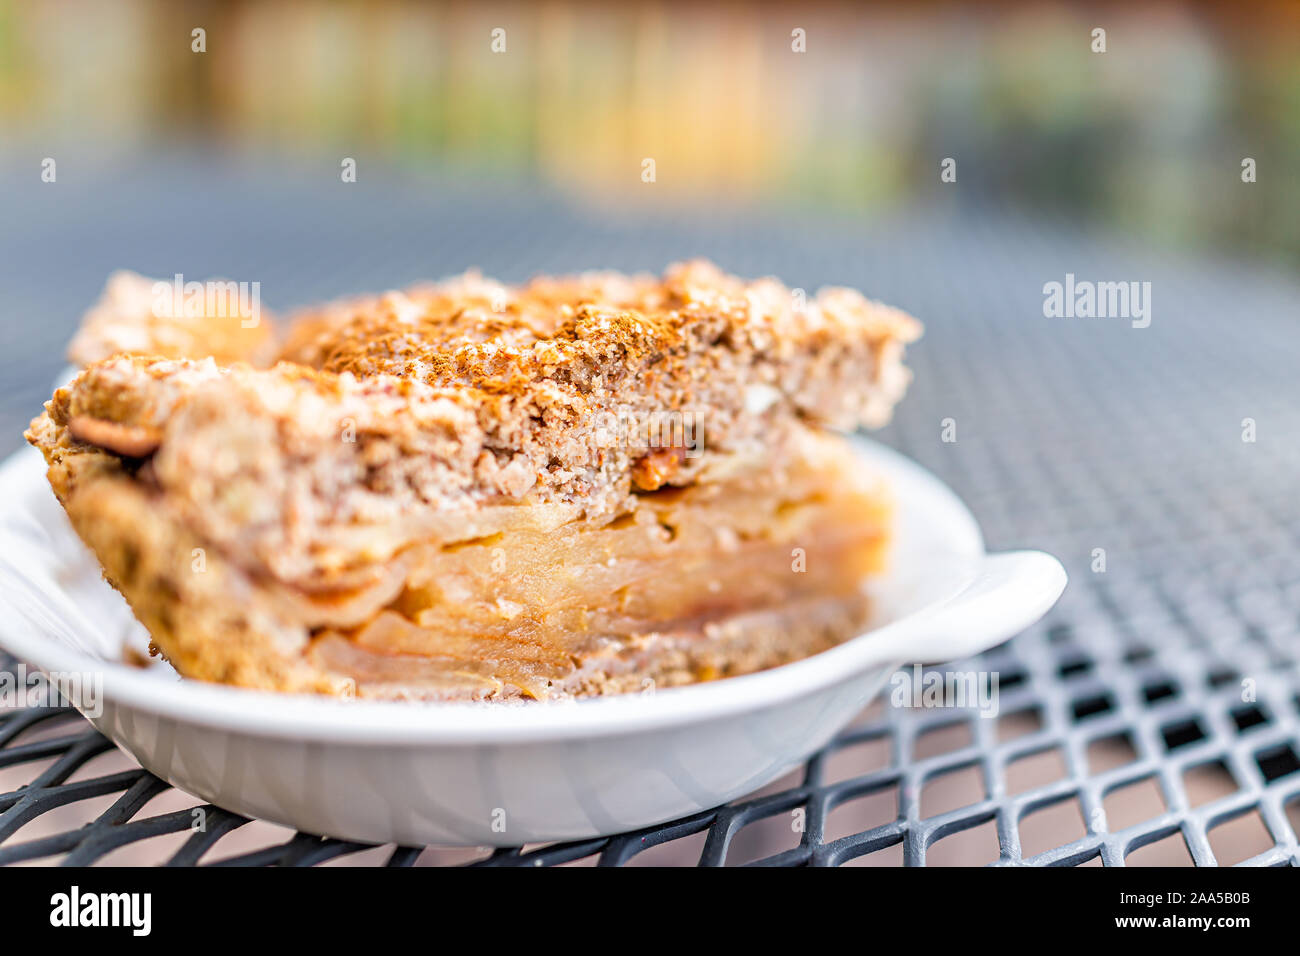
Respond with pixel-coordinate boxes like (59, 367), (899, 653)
(60, 465), (344, 694)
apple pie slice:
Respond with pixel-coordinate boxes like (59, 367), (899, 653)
(27, 261), (921, 700)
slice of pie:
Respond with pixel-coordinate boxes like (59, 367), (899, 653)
(26, 261), (921, 700)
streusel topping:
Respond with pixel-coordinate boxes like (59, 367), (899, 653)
(31, 261), (920, 586)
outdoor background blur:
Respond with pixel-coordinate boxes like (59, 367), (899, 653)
(3, 0), (1298, 255)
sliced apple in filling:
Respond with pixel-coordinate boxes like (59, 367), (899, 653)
(306, 432), (889, 699)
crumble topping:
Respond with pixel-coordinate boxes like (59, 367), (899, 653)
(30, 261), (920, 589)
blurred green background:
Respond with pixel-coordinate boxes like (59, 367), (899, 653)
(1, 0), (1297, 264)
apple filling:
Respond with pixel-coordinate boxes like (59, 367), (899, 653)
(306, 435), (889, 699)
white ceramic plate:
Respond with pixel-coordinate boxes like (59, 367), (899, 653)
(0, 437), (1065, 846)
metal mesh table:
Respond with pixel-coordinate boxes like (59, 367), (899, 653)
(1, 161), (1298, 865)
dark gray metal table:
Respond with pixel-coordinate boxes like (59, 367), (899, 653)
(2, 155), (1298, 865)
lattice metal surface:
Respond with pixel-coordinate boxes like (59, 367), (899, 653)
(1, 162), (1299, 865)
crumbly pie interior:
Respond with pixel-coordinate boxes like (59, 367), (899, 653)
(27, 261), (919, 701)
